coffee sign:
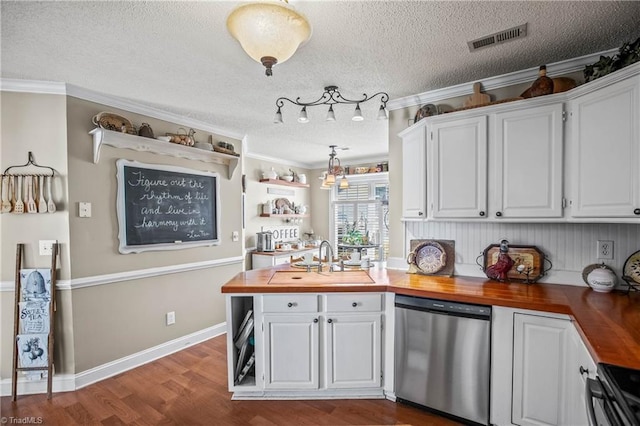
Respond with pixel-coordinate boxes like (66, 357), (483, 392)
(261, 225), (299, 242)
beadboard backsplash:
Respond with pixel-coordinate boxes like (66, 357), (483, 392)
(405, 221), (640, 286)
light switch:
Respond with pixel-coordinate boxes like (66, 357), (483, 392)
(232, 231), (239, 242)
(79, 202), (91, 218)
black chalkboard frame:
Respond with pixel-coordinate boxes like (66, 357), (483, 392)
(116, 159), (221, 254)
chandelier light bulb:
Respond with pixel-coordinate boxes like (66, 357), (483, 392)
(352, 104), (364, 121)
(339, 176), (350, 189)
(325, 173), (336, 185)
(377, 104), (388, 120)
(273, 107), (283, 124)
(326, 105), (336, 122)
(298, 106), (309, 123)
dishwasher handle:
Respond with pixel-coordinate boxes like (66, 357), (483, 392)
(395, 295), (491, 320)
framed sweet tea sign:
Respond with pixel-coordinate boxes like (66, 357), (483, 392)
(116, 159), (221, 254)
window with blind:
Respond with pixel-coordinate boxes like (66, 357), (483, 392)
(330, 176), (389, 261)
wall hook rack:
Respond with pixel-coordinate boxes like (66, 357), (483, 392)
(3, 151), (56, 177)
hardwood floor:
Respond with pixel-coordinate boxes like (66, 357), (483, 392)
(1, 335), (460, 425)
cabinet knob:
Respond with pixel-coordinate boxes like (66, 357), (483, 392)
(496, 211), (502, 217)
(479, 211), (485, 217)
(579, 366), (589, 376)
(287, 302), (293, 308)
(352, 302), (358, 307)
(313, 318), (318, 323)
(634, 208), (640, 215)
(418, 211), (424, 216)
(327, 318), (333, 323)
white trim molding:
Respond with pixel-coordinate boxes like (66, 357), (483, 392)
(0, 323), (227, 396)
(387, 48), (618, 110)
(0, 256), (243, 292)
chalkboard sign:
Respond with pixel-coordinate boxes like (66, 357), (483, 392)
(116, 159), (220, 254)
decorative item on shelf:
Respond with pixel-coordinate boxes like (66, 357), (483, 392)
(166, 128), (195, 146)
(582, 263), (617, 293)
(92, 111), (136, 134)
(273, 85), (389, 123)
(407, 239), (455, 277)
(446, 96), (524, 113)
(413, 104), (439, 123)
(477, 241), (551, 283)
(227, 0), (311, 77)
(528, 65), (554, 97)
(194, 141), (213, 151)
(320, 145), (349, 189)
(621, 249), (640, 293)
(297, 173), (307, 184)
(262, 167), (278, 180)
(584, 37), (640, 82)
(463, 82), (491, 108)
(209, 137), (239, 156)
(137, 123), (154, 139)
(520, 77), (577, 98)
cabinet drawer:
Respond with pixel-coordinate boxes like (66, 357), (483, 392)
(263, 294), (319, 313)
(325, 293), (382, 312)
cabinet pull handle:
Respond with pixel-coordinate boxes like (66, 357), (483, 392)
(327, 318), (333, 323)
(479, 211), (485, 217)
(352, 302), (357, 307)
(496, 211), (502, 217)
(580, 366), (589, 376)
(634, 208), (640, 215)
(287, 302), (293, 308)
(313, 318), (318, 323)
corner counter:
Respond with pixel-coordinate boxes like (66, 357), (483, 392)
(222, 264), (640, 370)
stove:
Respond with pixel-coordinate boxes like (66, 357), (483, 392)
(590, 363), (640, 425)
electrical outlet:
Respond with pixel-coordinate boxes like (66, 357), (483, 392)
(39, 240), (57, 256)
(232, 231), (239, 242)
(79, 202), (91, 218)
(597, 240), (614, 260)
(166, 311), (176, 326)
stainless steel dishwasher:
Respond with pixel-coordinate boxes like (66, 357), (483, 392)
(395, 294), (491, 426)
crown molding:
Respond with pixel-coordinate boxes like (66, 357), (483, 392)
(0, 78), (67, 95)
(387, 48), (619, 111)
(0, 79), (245, 141)
(244, 151), (314, 169)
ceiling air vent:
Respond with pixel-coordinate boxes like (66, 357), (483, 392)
(467, 23), (527, 52)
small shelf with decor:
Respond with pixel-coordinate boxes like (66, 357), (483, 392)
(259, 179), (309, 188)
(89, 128), (239, 179)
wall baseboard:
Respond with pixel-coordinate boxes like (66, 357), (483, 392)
(0, 323), (227, 397)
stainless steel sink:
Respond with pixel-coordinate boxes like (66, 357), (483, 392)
(267, 270), (374, 285)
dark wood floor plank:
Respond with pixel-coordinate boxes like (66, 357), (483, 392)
(1, 334), (461, 426)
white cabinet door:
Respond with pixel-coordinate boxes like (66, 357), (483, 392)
(400, 123), (427, 218)
(324, 314), (381, 389)
(570, 76), (640, 218)
(512, 313), (572, 426)
(493, 104), (564, 218)
(263, 314), (319, 389)
(565, 324), (597, 426)
(430, 115), (488, 218)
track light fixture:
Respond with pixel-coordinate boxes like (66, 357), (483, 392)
(274, 85), (389, 124)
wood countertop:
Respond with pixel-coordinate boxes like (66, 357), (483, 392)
(221, 264), (640, 370)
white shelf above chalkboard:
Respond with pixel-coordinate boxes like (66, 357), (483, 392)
(89, 128), (239, 179)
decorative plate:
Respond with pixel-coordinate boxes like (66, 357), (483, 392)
(408, 241), (446, 274)
(623, 250), (640, 284)
(414, 104), (439, 123)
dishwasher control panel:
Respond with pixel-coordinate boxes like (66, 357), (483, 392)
(395, 295), (491, 319)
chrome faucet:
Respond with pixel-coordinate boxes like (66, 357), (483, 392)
(317, 240), (343, 272)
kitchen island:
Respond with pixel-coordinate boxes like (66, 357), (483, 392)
(222, 263), (640, 425)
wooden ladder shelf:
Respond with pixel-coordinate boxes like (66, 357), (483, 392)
(11, 242), (58, 400)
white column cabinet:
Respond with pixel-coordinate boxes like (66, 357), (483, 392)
(430, 115), (488, 218)
(493, 103), (564, 218)
(399, 121), (427, 218)
(569, 74), (640, 218)
(512, 313), (572, 426)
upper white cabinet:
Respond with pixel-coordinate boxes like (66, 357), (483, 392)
(430, 115), (488, 218)
(399, 121), (427, 218)
(568, 72), (640, 219)
(493, 103), (564, 218)
(425, 100), (564, 220)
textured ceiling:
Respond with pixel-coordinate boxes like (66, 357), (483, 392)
(2, 1), (640, 167)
